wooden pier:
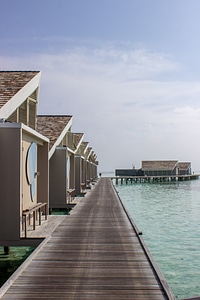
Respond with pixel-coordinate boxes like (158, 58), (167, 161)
(0, 178), (174, 299)
(111, 174), (199, 185)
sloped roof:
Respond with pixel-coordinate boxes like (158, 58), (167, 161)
(142, 160), (178, 170)
(36, 115), (72, 150)
(81, 141), (88, 150)
(85, 146), (92, 160)
(0, 71), (39, 109)
(177, 162), (191, 170)
(73, 133), (84, 148)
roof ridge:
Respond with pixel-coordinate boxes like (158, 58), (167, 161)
(0, 70), (40, 73)
(37, 114), (73, 117)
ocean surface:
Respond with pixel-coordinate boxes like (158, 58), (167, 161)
(110, 175), (200, 300)
(0, 246), (35, 287)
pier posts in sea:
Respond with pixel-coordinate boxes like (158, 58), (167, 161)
(112, 174), (199, 185)
(4, 246), (10, 255)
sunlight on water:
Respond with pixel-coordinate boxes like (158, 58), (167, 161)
(114, 179), (200, 299)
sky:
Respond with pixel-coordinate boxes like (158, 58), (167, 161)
(1, 0), (200, 172)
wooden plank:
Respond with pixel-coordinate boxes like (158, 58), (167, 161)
(1, 291), (167, 300)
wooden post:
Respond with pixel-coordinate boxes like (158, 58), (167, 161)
(4, 246), (10, 255)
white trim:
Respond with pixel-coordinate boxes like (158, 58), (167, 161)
(86, 148), (93, 160)
(0, 122), (49, 143)
(49, 117), (73, 159)
(74, 134), (84, 154)
(67, 147), (75, 154)
(83, 143), (89, 155)
(0, 72), (41, 119)
(21, 123), (49, 143)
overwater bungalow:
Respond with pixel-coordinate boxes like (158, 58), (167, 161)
(0, 71), (98, 244)
(116, 160), (192, 177)
(114, 160), (196, 184)
(75, 141), (98, 195)
(0, 71), (49, 245)
(142, 160), (179, 176)
(36, 115), (98, 208)
(177, 162), (191, 175)
(142, 160), (191, 176)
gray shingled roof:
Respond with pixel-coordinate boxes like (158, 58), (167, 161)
(177, 162), (191, 170)
(36, 115), (72, 150)
(0, 71), (39, 109)
(73, 133), (84, 147)
(142, 160), (178, 170)
(82, 141), (89, 152)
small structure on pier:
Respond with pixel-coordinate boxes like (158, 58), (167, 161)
(114, 160), (196, 184)
(116, 160), (192, 177)
(177, 162), (191, 175)
(142, 160), (191, 176)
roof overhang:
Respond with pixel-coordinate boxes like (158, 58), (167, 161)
(0, 121), (49, 145)
(0, 72), (41, 119)
(74, 133), (84, 154)
(49, 117), (73, 159)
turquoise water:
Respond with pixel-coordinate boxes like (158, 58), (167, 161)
(114, 178), (200, 299)
(0, 246), (35, 287)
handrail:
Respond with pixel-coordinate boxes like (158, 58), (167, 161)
(22, 202), (47, 238)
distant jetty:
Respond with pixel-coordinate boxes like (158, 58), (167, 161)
(113, 160), (199, 184)
(111, 174), (199, 184)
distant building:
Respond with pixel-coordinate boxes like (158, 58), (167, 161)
(115, 160), (192, 177)
(177, 162), (191, 175)
(115, 168), (144, 177)
(142, 160), (178, 176)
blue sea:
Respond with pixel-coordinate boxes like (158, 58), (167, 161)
(110, 175), (200, 300)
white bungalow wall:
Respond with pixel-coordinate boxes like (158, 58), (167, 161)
(22, 139), (38, 209)
(82, 159), (86, 184)
(0, 123), (49, 244)
(75, 156), (82, 195)
(49, 147), (68, 208)
(22, 131), (49, 210)
(0, 126), (21, 242)
(7, 90), (38, 130)
(37, 142), (49, 205)
(69, 153), (75, 190)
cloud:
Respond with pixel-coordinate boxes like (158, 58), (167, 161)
(1, 42), (200, 171)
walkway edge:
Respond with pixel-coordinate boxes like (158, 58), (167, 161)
(112, 179), (175, 300)
(0, 236), (50, 299)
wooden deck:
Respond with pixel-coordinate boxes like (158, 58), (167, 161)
(0, 178), (174, 299)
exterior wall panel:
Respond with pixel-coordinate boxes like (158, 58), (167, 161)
(75, 156), (81, 196)
(0, 127), (21, 242)
(49, 148), (67, 208)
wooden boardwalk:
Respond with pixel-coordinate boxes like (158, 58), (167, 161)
(0, 178), (174, 299)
